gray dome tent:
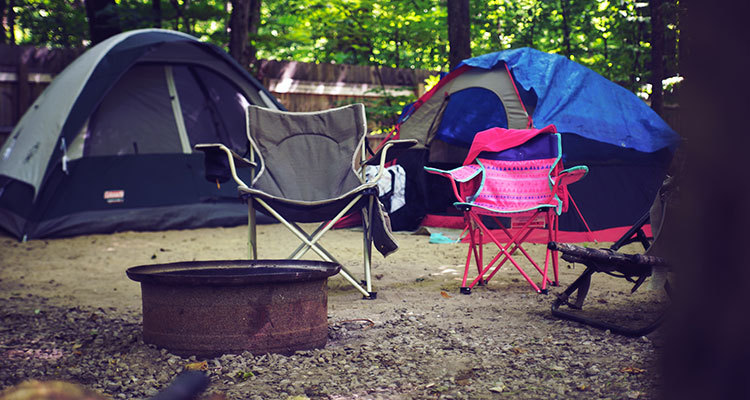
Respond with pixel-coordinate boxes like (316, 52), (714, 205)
(0, 29), (282, 240)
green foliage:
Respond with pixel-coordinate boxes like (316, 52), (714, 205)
(14, 0), (89, 46)
(7, 0), (681, 115)
(256, 0), (448, 70)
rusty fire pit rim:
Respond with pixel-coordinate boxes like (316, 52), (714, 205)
(126, 259), (341, 286)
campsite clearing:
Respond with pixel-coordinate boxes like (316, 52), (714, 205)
(0, 224), (667, 399)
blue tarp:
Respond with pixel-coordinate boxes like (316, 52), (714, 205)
(458, 48), (680, 154)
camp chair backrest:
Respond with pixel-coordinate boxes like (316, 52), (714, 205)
(469, 133), (562, 215)
(246, 104), (366, 202)
(477, 131), (559, 162)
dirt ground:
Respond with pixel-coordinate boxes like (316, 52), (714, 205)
(0, 223), (668, 399)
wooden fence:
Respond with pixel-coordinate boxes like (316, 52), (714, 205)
(0, 44), (435, 146)
(0, 45), (86, 143)
(0, 43), (684, 146)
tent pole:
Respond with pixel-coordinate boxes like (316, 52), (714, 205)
(164, 66), (191, 154)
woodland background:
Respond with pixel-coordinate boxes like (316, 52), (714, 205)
(0, 0), (682, 129)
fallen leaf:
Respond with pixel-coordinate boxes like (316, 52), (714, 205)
(185, 361), (208, 371)
(440, 291), (452, 298)
(620, 366), (646, 374)
(511, 347), (527, 354)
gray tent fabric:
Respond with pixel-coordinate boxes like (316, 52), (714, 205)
(241, 104), (398, 256)
(0, 29), (283, 240)
(1, 29), (281, 197)
(397, 66), (530, 164)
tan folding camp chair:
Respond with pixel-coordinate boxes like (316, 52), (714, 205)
(196, 103), (414, 299)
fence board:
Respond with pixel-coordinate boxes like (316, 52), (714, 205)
(0, 44), (437, 147)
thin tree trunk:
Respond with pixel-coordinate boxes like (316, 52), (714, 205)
(9, 0), (16, 44)
(560, 0), (572, 58)
(447, 0), (471, 70)
(603, 34), (610, 79)
(228, 0), (250, 67)
(630, 5), (645, 92)
(84, 0), (121, 44)
(527, 4), (537, 48)
(182, 0), (191, 33)
(0, 0), (6, 44)
(650, 0), (665, 115)
(394, 28), (401, 69)
(152, 0), (162, 28)
(245, 0), (261, 68)
(169, 0), (190, 33)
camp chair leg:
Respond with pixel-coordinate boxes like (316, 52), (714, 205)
(476, 226), (485, 285)
(253, 197), (372, 298)
(551, 267), (668, 337)
(552, 266), (594, 310)
(247, 201), (257, 260)
(468, 213), (543, 293)
(460, 217), (487, 294)
(474, 214), (551, 291)
(540, 211), (559, 292)
(361, 196), (376, 299)
(552, 213), (560, 285)
(286, 195), (363, 260)
(479, 213), (553, 289)
(495, 213), (555, 287)
(289, 221), (330, 259)
(488, 225), (549, 286)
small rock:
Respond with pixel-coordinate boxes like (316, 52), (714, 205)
(586, 365), (601, 376)
(489, 386), (505, 393)
(626, 390), (642, 399)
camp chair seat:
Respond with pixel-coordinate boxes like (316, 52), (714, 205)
(240, 185), (376, 223)
(426, 125), (588, 294)
(197, 103), (414, 299)
(547, 176), (677, 336)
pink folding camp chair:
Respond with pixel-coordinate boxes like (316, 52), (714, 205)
(425, 125), (588, 294)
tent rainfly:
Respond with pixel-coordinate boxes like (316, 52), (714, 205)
(0, 29), (283, 240)
(391, 47), (681, 239)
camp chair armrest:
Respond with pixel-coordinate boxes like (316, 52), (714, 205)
(194, 143), (254, 188)
(424, 166), (480, 203)
(553, 165), (589, 189)
(362, 139), (418, 166)
(548, 241), (669, 268)
(358, 139), (418, 183)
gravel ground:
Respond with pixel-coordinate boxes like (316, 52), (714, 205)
(0, 226), (667, 399)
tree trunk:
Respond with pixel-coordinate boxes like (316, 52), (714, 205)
(84, 0), (121, 44)
(152, 0), (162, 28)
(0, 0), (6, 44)
(8, 0), (16, 44)
(662, 1), (750, 399)
(245, 0), (261, 68)
(229, 0), (250, 67)
(169, 0), (191, 34)
(447, 0), (471, 70)
(650, 0), (665, 115)
(559, 0), (572, 58)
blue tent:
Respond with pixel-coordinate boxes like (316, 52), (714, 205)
(394, 47), (680, 235)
